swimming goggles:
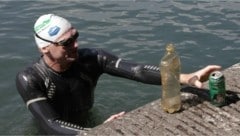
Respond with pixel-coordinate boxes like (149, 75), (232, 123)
(35, 31), (79, 47)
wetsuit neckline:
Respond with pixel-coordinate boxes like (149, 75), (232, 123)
(39, 58), (64, 76)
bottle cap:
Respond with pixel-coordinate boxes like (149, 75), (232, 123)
(166, 43), (175, 52)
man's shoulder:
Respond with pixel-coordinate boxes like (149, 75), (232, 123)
(78, 48), (112, 57)
(17, 63), (35, 74)
(77, 48), (106, 59)
(78, 48), (99, 55)
(16, 60), (41, 81)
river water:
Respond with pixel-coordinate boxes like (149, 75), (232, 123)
(0, 0), (239, 135)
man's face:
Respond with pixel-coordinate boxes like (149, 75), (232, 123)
(47, 28), (79, 63)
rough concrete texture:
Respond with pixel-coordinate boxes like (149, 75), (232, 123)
(82, 63), (240, 136)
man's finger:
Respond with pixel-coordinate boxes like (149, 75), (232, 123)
(104, 111), (125, 123)
(188, 75), (203, 88)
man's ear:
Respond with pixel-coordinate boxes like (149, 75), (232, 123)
(39, 46), (50, 54)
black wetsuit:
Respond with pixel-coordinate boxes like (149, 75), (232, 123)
(16, 48), (161, 135)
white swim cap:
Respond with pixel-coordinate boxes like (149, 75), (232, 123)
(34, 14), (72, 48)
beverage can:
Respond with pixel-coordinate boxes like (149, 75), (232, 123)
(209, 71), (226, 106)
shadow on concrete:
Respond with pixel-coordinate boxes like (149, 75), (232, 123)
(180, 86), (240, 109)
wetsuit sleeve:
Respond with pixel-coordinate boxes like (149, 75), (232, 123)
(97, 49), (161, 85)
(16, 68), (87, 135)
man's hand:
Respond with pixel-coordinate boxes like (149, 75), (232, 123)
(104, 111), (125, 123)
(181, 65), (222, 88)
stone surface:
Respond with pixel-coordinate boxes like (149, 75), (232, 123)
(82, 63), (240, 136)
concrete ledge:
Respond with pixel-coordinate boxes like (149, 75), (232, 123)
(82, 63), (240, 136)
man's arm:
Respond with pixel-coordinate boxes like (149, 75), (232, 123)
(16, 69), (87, 135)
(97, 49), (161, 85)
(97, 49), (221, 88)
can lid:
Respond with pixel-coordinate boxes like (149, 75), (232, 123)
(210, 71), (223, 79)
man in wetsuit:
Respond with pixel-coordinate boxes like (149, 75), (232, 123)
(16, 14), (221, 135)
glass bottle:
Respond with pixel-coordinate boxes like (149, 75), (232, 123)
(160, 43), (181, 113)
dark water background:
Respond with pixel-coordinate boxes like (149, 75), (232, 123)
(0, 0), (239, 135)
